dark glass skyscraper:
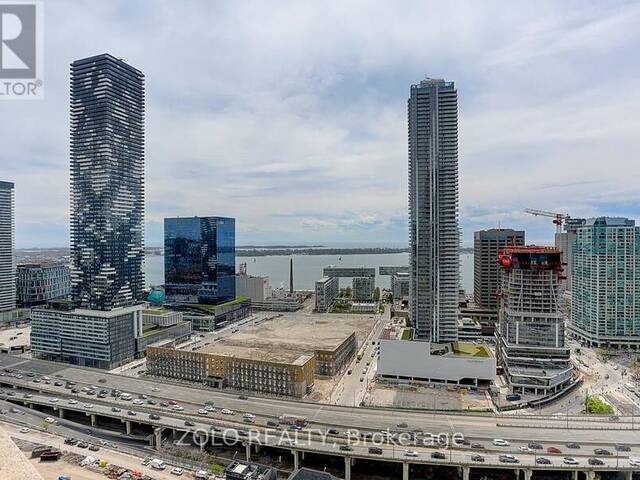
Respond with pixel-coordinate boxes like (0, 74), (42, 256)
(164, 216), (236, 304)
(69, 54), (145, 310)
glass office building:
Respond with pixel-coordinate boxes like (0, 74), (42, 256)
(164, 216), (236, 304)
(69, 53), (145, 310)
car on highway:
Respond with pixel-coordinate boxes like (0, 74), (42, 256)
(23, 393), (32, 399)
(171, 405), (184, 411)
(19, 427), (30, 433)
(431, 452), (445, 460)
(127, 410), (137, 416)
(566, 442), (580, 449)
(563, 457), (579, 465)
(111, 406), (121, 412)
(185, 420), (195, 427)
(536, 457), (551, 465)
(133, 399), (143, 405)
(54, 381), (63, 387)
(44, 417), (57, 424)
(149, 413), (161, 420)
(629, 458), (640, 467)
(499, 454), (519, 464)
(147, 399), (156, 405)
(471, 454), (485, 463)
(547, 447), (562, 454)
(83, 403), (94, 409)
(170, 467), (184, 476)
(64, 438), (78, 445)
(615, 444), (631, 452)
(48, 397), (59, 403)
(518, 446), (532, 453)
(404, 450), (419, 458)
(221, 408), (235, 415)
(594, 448), (612, 456)
(588, 458), (604, 466)
(267, 421), (279, 427)
(528, 442), (543, 450)
(471, 443), (485, 450)
(198, 409), (208, 415)
(205, 405), (216, 412)
(493, 439), (510, 447)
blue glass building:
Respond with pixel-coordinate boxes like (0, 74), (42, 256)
(164, 216), (236, 304)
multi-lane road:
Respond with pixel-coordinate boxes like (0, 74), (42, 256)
(2, 352), (640, 477)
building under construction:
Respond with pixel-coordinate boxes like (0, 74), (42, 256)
(495, 246), (573, 396)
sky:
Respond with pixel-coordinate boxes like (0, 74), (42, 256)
(2, 0), (640, 248)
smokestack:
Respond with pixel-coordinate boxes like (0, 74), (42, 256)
(289, 257), (294, 294)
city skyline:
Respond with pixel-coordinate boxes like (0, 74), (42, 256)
(2, 1), (640, 249)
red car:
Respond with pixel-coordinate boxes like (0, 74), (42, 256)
(547, 447), (562, 454)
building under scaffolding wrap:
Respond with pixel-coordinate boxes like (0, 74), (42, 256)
(495, 246), (574, 396)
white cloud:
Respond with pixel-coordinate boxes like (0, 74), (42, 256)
(0, 0), (639, 247)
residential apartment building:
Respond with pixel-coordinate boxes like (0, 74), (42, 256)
(352, 276), (374, 301)
(570, 217), (640, 348)
(315, 276), (338, 312)
(554, 218), (586, 293)
(495, 246), (573, 396)
(16, 263), (70, 307)
(164, 216), (236, 304)
(32, 54), (146, 369)
(0, 182), (15, 316)
(31, 302), (143, 369)
(474, 229), (525, 311)
(391, 272), (410, 300)
(69, 54), (145, 310)
(408, 78), (459, 342)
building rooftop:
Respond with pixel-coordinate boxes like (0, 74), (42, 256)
(196, 313), (373, 363)
(288, 468), (341, 480)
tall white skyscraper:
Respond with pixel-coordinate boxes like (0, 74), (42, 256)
(0, 181), (15, 314)
(408, 78), (459, 342)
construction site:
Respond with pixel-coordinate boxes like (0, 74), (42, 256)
(147, 313), (375, 398)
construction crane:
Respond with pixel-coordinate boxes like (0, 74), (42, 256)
(524, 208), (570, 234)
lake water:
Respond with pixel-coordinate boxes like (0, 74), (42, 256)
(145, 252), (475, 294)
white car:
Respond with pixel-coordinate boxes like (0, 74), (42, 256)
(170, 467), (184, 476)
(629, 457), (640, 466)
(564, 457), (579, 465)
(198, 409), (208, 415)
(19, 427), (30, 433)
(133, 399), (144, 405)
(205, 405), (216, 412)
(68, 399), (78, 405)
(171, 405), (184, 411)
(83, 403), (94, 409)
(243, 413), (255, 420)
(519, 446), (532, 453)
(404, 450), (419, 458)
(44, 417), (57, 424)
(221, 408), (234, 415)
(493, 439), (510, 447)
(49, 397), (59, 403)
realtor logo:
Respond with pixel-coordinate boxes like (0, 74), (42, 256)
(0, 1), (42, 99)
(0, 3), (36, 78)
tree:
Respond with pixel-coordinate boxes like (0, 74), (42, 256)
(373, 287), (381, 302)
(345, 286), (352, 298)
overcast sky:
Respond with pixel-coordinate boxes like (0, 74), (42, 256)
(3, 0), (640, 248)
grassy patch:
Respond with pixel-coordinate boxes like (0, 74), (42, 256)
(586, 395), (614, 414)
